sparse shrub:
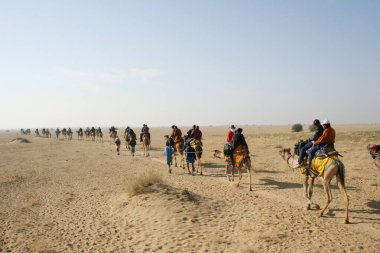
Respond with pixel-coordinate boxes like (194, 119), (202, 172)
(10, 138), (31, 143)
(291, 124), (303, 132)
(126, 170), (163, 197)
(309, 124), (318, 132)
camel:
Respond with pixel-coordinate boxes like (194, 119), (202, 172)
(96, 128), (103, 143)
(35, 129), (40, 136)
(367, 144), (380, 168)
(212, 149), (223, 159)
(109, 127), (117, 142)
(78, 129), (84, 140)
(62, 128), (67, 139)
(67, 128), (73, 140)
(225, 147), (253, 191)
(55, 128), (61, 139)
(191, 139), (203, 175)
(279, 148), (349, 224)
(84, 128), (91, 140)
(124, 131), (131, 150)
(90, 128), (96, 142)
(173, 141), (185, 168)
(142, 133), (150, 157)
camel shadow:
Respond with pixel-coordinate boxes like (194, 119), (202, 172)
(202, 162), (223, 169)
(367, 200), (380, 214)
(259, 178), (303, 189)
(254, 169), (283, 174)
(329, 201), (380, 224)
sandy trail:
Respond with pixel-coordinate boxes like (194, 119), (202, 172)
(0, 126), (379, 252)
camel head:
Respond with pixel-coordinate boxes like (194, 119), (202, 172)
(367, 144), (378, 155)
(279, 148), (292, 161)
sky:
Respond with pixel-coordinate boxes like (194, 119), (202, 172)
(1, 0), (379, 129)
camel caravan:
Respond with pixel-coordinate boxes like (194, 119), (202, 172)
(23, 119), (377, 224)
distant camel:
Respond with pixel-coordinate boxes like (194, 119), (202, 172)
(67, 128), (73, 140)
(279, 148), (349, 224)
(142, 133), (150, 157)
(77, 129), (84, 141)
(96, 128), (103, 143)
(109, 127), (117, 142)
(212, 150), (223, 159)
(55, 128), (61, 139)
(62, 128), (67, 139)
(367, 144), (380, 168)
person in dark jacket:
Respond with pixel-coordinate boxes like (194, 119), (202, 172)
(295, 119), (324, 168)
(232, 128), (249, 153)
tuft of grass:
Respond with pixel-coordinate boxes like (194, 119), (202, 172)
(126, 169), (163, 197)
(10, 137), (31, 143)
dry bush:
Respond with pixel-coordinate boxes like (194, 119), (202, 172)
(10, 137), (31, 143)
(126, 169), (163, 197)
(291, 124), (303, 132)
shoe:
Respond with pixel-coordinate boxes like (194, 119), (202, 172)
(293, 163), (302, 169)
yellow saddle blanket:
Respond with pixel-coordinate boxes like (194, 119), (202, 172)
(300, 156), (340, 176)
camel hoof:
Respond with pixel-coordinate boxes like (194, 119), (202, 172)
(312, 204), (320, 210)
(318, 212), (323, 218)
(344, 219), (349, 224)
(305, 205), (311, 211)
(249, 188), (252, 192)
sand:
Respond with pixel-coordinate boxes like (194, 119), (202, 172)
(0, 125), (379, 253)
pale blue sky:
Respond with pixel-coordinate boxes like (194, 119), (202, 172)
(1, 0), (379, 129)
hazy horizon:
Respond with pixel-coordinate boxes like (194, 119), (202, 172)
(1, 1), (379, 129)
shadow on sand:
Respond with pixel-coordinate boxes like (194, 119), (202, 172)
(259, 178), (358, 191)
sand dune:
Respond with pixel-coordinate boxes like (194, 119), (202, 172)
(0, 125), (379, 252)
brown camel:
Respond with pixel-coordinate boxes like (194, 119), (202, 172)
(191, 139), (203, 175)
(226, 147), (253, 191)
(279, 148), (349, 224)
(173, 141), (185, 168)
(142, 133), (150, 157)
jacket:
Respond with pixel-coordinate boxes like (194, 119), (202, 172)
(311, 125), (324, 141)
(232, 132), (248, 150)
(227, 130), (234, 144)
(314, 126), (335, 146)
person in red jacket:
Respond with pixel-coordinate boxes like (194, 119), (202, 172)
(227, 125), (236, 144)
(306, 119), (335, 166)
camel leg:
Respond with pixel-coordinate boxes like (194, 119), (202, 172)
(248, 161), (252, 191)
(319, 180), (333, 218)
(174, 155), (178, 167)
(337, 178), (350, 224)
(304, 176), (312, 210)
(237, 167), (242, 187)
(231, 165), (235, 182)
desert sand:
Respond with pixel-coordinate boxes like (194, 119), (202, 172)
(0, 125), (379, 253)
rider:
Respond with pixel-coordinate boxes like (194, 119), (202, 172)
(306, 119), (335, 167)
(231, 128), (249, 153)
(140, 124), (149, 142)
(192, 126), (202, 141)
(187, 125), (196, 137)
(295, 119), (324, 168)
(224, 125), (236, 170)
(227, 125), (236, 144)
(171, 125), (183, 151)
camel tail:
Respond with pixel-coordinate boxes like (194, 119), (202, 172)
(336, 160), (345, 187)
